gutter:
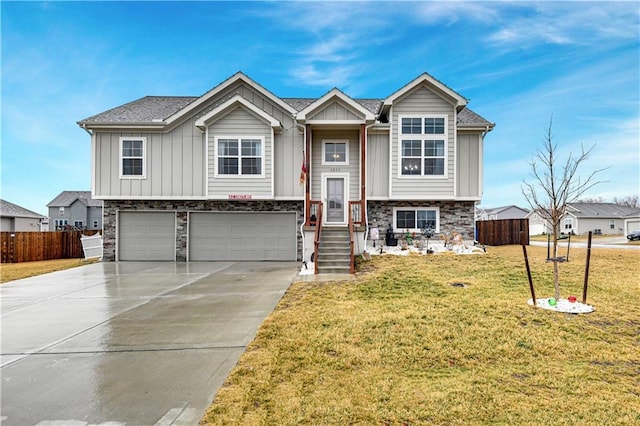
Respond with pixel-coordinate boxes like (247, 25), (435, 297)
(79, 123), (93, 136)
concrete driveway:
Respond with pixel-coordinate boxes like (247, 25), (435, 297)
(1, 261), (299, 426)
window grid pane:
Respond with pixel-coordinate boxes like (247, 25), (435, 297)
(325, 142), (346, 163)
(424, 158), (445, 175)
(424, 117), (445, 134)
(218, 158), (238, 175)
(424, 140), (445, 157)
(123, 158), (143, 175)
(396, 210), (416, 229)
(402, 118), (422, 134)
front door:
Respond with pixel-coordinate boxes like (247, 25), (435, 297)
(327, 178), (344, 223)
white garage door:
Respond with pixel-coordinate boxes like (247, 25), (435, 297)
(189, 212), (296, 261)
(118, 211), (176, 261)
(626, 220), (640, 234)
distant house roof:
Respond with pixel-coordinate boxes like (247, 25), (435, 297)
(47, 191), (102, 208)
(0, 199), (46, 219)
(567, 203), (640, 218)
(483, 205), (529, 216)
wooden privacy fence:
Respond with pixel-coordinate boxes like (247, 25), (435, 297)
(1, 231), (99, 263)
(476, 219), (529, 246)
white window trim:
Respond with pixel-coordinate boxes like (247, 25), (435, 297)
(398, 114), (448, 178)
(74, 220), (84, 228)
(392, 206), (440, 233)
(563, 218), (573, 229)
(59, 207), (64, 216)
(321, 139), (349, 166)
(214, 136), (266, 178)
(119, 137), (147, 179)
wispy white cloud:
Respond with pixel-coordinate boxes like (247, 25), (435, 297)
(485, 2), (639, 48)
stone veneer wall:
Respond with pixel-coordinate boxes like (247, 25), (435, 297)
(366, 200), (477, 240)
(103, 200), (304, 261)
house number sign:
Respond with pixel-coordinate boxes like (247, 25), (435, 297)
(330, 168), (341, 172)
(228, 194), (252, 200)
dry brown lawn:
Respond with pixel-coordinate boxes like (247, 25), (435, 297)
(201, 245), (640, 425)
(0, 258), (97, 283)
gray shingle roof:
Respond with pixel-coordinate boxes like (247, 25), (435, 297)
(79, 94), (490, 126)
(0, 200), (46, 219)
(567, 203), (640, 218)
(47, 191), (102, 208)
(78, 96), (197, 124)
(457, 108), (493, 126)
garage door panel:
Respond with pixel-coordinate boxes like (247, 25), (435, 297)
(119, 212), (176, 261)
(189, 212), (296, 261)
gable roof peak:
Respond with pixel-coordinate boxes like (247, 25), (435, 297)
(383, 72), (468, 111)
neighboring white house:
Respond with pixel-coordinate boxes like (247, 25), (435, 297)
(47, 191), (103, 231)
(526, 202), (640, 235)
(0, 199), (47, 232)
(476, 205), (529, 221)
(77, 71), (495, 270)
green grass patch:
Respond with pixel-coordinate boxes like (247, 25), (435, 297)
(201, 245), (639, 425)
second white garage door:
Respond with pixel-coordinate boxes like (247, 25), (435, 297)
(189, 212), (297, 261)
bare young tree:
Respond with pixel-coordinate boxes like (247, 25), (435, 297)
(522, 117), (606, 299)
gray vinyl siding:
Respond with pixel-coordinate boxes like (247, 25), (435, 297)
(390, 86), (455, 198)
(456, 133), (481, 199)
(93, 120), (205, 198)
(93, 81), (303, 199)
(311, 129), (360, 201)
(308, 100), (364, 121)
(366, 132), (389, 198)
(207, 107), (272, 198)
(574, 218), (624, 235)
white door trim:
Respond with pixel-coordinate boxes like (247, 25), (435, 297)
(321, 172), (349, 226)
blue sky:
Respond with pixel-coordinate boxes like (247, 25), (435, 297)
(2, 1), (639, 216)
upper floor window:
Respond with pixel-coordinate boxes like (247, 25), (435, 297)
(322, 140), (349, 165)
(216, 137), (263, 176)
(609, 219), (615, 230)
(59, 207), (64, 216)
(120, 137), (146, 178)
(400, 116), (447, 177)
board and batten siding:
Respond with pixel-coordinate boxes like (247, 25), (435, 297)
(310, 129), (360, 201)
(93, 119), (205, 198)
(390, 86), (456, 199)
(308, 100), (364, 121)
(456, 133), (482, 199)
(366, 132), (389, 198)
(207, 107), (273, 198)
(274, 118), (304, 199)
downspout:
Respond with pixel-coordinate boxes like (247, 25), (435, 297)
(475, 124), (491, 241)
(362, 121), (377, 252)
(294, 119), (308, 263)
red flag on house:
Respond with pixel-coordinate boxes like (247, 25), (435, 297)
(299, 157), (307, 185)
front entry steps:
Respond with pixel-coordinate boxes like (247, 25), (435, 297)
(317, 227), (351, 274)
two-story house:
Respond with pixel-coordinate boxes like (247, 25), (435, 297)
(47, 191), (103, 231)
(78, 72), (494, 270)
